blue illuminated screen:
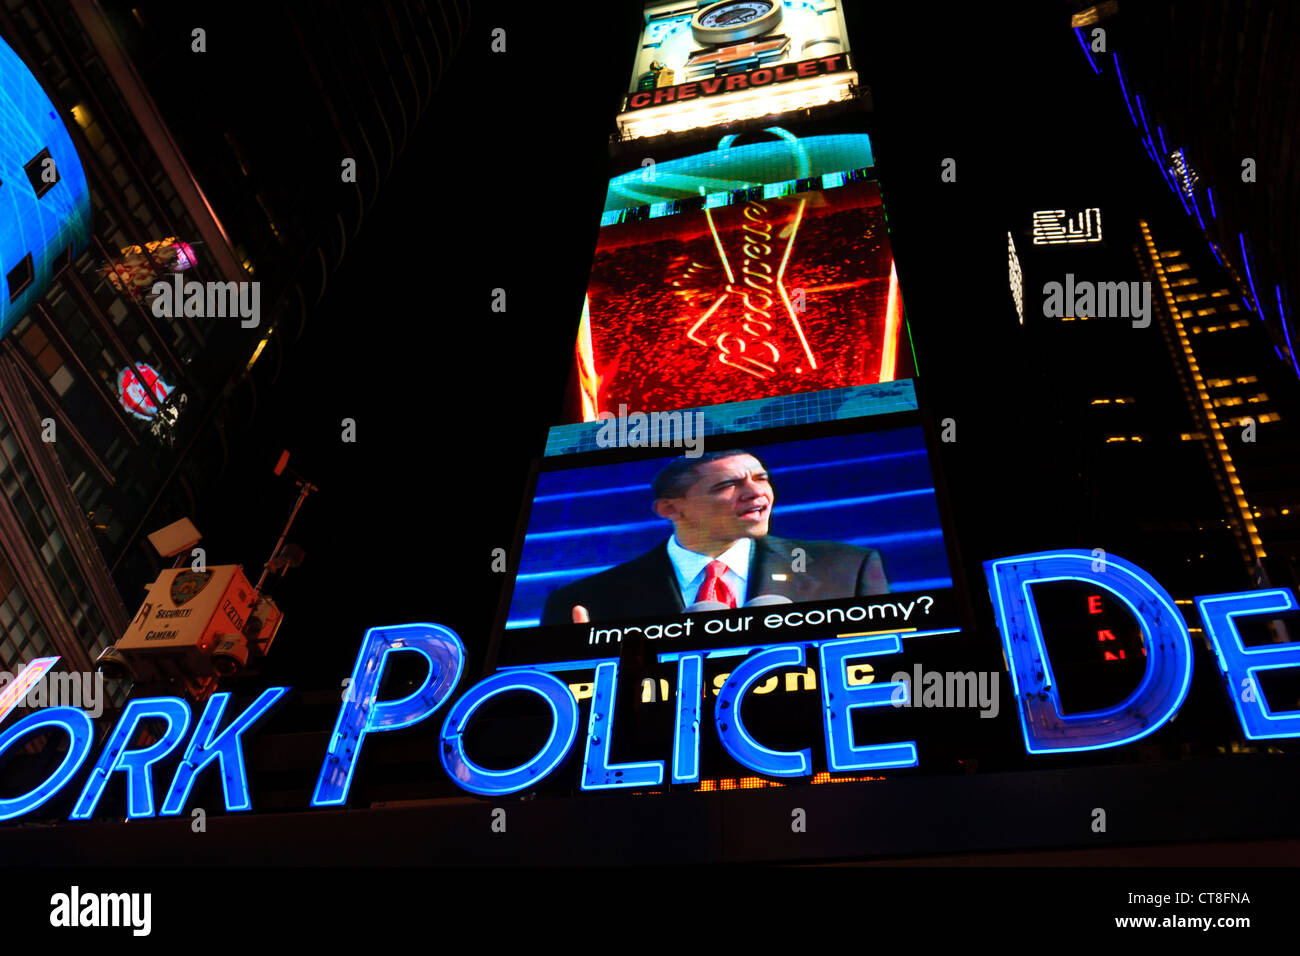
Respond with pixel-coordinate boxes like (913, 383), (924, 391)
(508, 426), (953, 629)
(0, 35), (91, 339)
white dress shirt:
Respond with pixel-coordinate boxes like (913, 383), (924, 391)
(666, 535), (752, 608)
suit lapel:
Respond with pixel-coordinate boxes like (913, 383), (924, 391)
(750, 536), (814, 602)
(652, 540), (686, 613)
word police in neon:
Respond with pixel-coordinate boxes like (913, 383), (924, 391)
(0, 550), (1297, 821)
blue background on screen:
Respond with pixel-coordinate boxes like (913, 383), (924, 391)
(508, 427), (953, 628)
(1, 35), (91, 340)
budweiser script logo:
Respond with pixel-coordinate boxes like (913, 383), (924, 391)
(670, 198), (817, 380)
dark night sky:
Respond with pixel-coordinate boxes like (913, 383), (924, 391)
(194, 1), (1186, 692)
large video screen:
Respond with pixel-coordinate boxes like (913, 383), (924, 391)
(502, 418), (955, 636)
(489, 413), (972, 788)
(571, 178), (908, 423)
(618, 1), (856, 140)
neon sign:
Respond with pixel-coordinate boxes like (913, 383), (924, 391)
(625, 55), (848, 111)
(1, 550), (1297, 822)
(574, 178), (905, 420)
(1032, 208), (1102, 245)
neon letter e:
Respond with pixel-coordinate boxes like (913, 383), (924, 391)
(1197, 588), (1300, 739)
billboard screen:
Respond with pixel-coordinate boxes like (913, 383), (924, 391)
(487, 409), (973, 789)
(499, 414), (958, 638)
(571, 178), (909, 422)
(619, 1), (856, 140)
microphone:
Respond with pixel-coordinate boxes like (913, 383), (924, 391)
(684, 600), (731, 613)
(743, 594), (793, 607)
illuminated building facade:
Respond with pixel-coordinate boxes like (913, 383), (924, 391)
(0, 2), (467, 697)
(0, 2), (1298, 872)
(1099, 1), (1300, 372)
(993, 8), (1300, 671)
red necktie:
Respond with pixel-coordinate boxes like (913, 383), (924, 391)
(695, 560), (737, 608)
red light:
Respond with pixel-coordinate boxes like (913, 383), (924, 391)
(574, 181), (903, 421)
(1088, 594), (1104, 614)
(1096, 629), (1117, 642)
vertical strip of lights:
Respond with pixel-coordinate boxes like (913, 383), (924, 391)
(1237, 233), (1268, 320)
(1140, 221), (1266, 568)
(1072, 27), (1101, 75)
(1111, 52), (1137, 125)
(878, 260), (901, 379)
(576, 297), (599, 420)
(1277, 284), (1300, 381)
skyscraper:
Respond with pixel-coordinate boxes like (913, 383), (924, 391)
(0, 1), (468, 701)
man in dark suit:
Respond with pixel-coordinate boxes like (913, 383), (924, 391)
(541, 449), (888, 625)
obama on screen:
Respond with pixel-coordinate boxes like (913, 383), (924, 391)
(541, 450), (889, 626)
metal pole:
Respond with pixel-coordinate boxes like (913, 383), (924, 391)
(255, 480), (316, 593)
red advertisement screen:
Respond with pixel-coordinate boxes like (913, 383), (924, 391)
(571, 179), (907, 421)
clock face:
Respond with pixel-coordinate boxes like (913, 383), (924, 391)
(692, 0), (783, 45)
(699, 1), (774, 29)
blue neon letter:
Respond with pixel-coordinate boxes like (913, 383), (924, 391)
(671, 653), (704, 784)
(0, 707), (94, 821)
(581, 661), (663, 790)
(71, 697), (191, 819)
(1197, 588), (1300, 739)
(312, 623), (465, 806)
(441, 670), (579, 796)
(715, 644), (811, 777)
(985, 549), (1193, 753)
(819, 636), (917, 771)
(161, 687), (289, 815)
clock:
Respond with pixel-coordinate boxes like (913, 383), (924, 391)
(691, 0), (784, 46)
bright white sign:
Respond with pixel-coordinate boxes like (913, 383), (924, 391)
(1032, 208), (1102, 245)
